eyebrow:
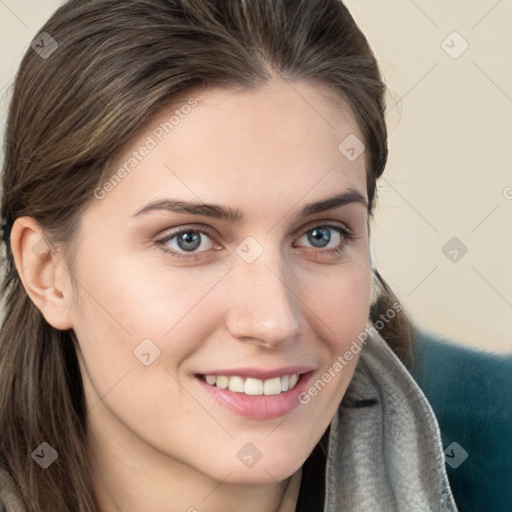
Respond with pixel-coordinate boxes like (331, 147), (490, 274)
(131, 188), (367, 222)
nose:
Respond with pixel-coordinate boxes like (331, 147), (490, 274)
(224, 248), (301, 348)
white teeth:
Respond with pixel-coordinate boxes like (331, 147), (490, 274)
(228, 376), (244, 393)
(216, 375), (229, 389)
(202, 373), (301, 395)
(263, 377), (282, 395)
(245, 378), (263, 395)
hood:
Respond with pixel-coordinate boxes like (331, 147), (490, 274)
(322, 323), (458, 511)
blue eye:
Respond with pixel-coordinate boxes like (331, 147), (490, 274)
(295, 224), (353, 251)
(157, 227), (217, 260)
(156, 223), (355, 261)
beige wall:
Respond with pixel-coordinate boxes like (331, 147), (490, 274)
(1, 1), (511, 353)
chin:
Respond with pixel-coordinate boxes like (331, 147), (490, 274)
(204, 449), (306, 485)
(221, 465), (301, 486)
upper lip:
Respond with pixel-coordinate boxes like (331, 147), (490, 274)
(196, 366), (316, 380)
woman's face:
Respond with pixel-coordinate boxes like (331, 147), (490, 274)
(69, 78), (371, 484)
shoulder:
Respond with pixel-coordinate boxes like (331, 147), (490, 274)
(409, 327), (512, 511)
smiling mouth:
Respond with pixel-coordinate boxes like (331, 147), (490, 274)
(196, 373), (302, 396)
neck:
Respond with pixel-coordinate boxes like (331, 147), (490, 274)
(93, 460), (302, 512)
(86, 410), (302, 512)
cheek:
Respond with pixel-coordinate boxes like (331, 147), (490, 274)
(71, 253), (229, 378)
(297, 263), (371, 404)
(304, 262), (371, 347)
(71, 259), (219, 445)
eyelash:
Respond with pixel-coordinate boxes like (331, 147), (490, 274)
(156, 223), (356, 261)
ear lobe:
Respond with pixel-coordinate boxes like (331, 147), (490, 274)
(10, 216), (74, 330)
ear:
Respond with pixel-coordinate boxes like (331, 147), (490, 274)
(10, 216), (74, 330)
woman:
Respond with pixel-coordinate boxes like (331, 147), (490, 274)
(0, 0), (458, 510)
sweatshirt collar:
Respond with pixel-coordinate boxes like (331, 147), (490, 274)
(322, 323), (458, 511)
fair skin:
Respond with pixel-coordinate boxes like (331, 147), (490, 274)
(11, 78), (371, 512)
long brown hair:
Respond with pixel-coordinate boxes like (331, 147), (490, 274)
(0, 0), (413, 510)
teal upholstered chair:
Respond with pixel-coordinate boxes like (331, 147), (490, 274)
(409, 327), (512, 511)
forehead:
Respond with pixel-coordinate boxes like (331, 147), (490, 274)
(94, 78), (367, 223)
(178, 79), (362, 149)
(113, 78), (363, 160)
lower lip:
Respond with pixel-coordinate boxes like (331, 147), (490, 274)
(194, 372), (315, 420)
